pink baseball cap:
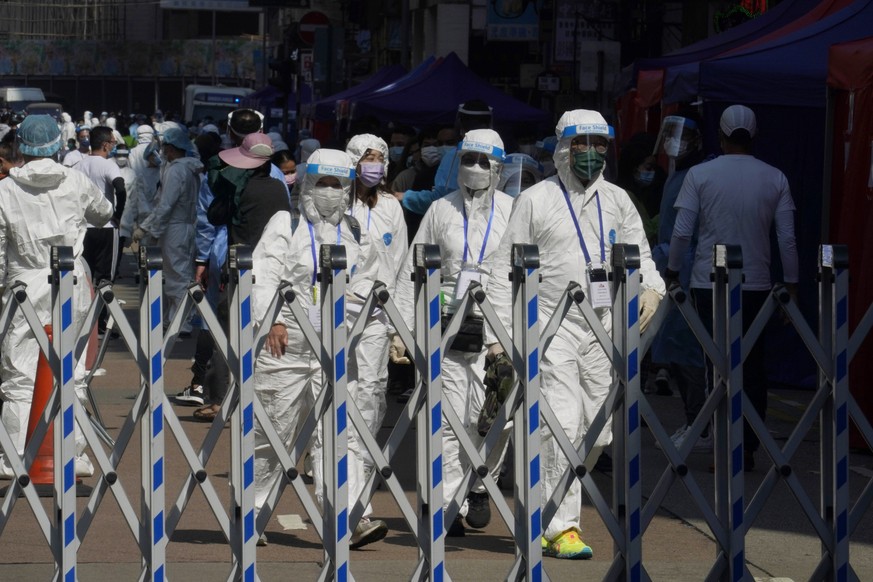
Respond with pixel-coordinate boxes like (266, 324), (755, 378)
(219, 132), (274, 169)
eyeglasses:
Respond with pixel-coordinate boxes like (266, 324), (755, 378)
(461, 153), (490, 169)
(570, 138), (609, 155)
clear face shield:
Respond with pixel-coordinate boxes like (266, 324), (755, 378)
(500, 153), (543, 197)
(655, 115), (699, 159)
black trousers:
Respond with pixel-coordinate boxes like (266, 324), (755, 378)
(692, 288), (771, 452)
(83, 227), (118, 328)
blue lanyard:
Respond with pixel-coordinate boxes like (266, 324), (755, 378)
(462, 195), (495, 266)
(560, 181), (605, 265)
(306, 220), (342, 287)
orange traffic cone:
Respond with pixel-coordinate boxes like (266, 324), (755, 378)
(85, 276), (98, 371)
(25, 325), (56, 487)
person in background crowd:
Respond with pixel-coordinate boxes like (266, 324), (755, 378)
(666, 104), (798, 471)
(62, 126), (91, 168)
(616, 132), (666, 247)
(386, 123), (416, 185)
(0, 141), (22, 180)
(76, 126), (126, 336)
(651, 108), (711, 451)
(134, 127), (202, 333)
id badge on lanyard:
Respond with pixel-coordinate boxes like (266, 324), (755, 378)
(453, 263), (489, 302)
(561, 184), (611, 309)
(307, 221), (341, 333)
(455, 196), (494, 302)
(586, 262), (612, 309)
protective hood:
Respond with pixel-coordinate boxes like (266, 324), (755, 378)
(457, 128), (504, 199)
(554, 109), (613, 192)
(298, 138), (320, 163)
(106, 117), (117, 130)
(61, 112), (71, 123)
(136, 125), (155, 145)
(345, 133), (389, 177)
(299, 148), (356, 227)
(9, 158), (67, 189)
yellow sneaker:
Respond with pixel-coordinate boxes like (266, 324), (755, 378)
(542, 527), (593, 559)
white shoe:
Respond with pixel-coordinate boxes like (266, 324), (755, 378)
(350, 518), (388, 549)
(675, 429), (712, 453)
(75, 454), (95, 477)
(654, 424), (688, 451)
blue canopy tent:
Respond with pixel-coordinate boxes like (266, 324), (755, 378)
(349, 52), (551, 132)
(304, 63), (408, 122)
(695, 0), (873, 388)
(629, 0), (822, 106)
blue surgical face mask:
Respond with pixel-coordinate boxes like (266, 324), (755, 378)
(636, 169), (655, 186)
(389, 146), (404, 163)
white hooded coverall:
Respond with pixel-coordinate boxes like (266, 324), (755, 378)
(0, 159), (113, 473)
(251, 149), (379, 517)
(394, 129), (513, 515)
(487, 110), (665, 541)
(345, 134), (409, 477)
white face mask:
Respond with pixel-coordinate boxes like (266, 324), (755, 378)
(663, 136), (691, 159)
(420, 146), (442, 167)
(116, 157), (129, 168)
(458, 164), (491, 191)
(311, 185), (347, 222)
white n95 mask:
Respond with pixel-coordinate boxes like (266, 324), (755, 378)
(420, 146), (442, 167)
(458, 164), (491, 191)
(311, 186), (347, 223)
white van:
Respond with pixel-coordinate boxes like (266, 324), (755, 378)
(0, 87), (46, 112)
(183, 84), (254, 124)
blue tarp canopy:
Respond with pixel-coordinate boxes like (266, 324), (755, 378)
(241, 83), (312, 111)
(699, 0), (873, 107)
(350, 52), (551, 129)
(305, 64), (408, 121)
(633, 0), (824, 103)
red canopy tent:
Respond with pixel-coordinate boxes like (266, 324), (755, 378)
(826, 36), (873, 448)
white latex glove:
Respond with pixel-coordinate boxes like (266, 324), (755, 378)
(389, 334), (411, 365)
(639, 288), (661, 333)
(486, 343), (504, 358)
(132, 226), (147, 243)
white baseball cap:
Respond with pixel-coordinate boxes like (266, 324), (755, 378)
(720, 105), (757, 138)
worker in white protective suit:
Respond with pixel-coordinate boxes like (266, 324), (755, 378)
(486, 110), (665, 559)
(128, 124), (161, 202)
(251, 149), (385, 548)
(116, 147), (146, 248)
(60, 112), (77, 145)
(393, 128), (514, 537)
(343, 133), (408, 503)
(135, 127), (202, 330)
(0, 115), (113, 478)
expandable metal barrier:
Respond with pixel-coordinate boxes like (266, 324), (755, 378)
(0, 242), (870, 582)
